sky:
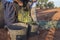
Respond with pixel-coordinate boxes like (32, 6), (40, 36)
(48, 0), (60, 7)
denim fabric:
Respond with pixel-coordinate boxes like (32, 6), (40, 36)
(2, 0), (16, 26)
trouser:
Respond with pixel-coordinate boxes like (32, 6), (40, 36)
(31, 7), (37, 22)
(2, 1), (16, 26)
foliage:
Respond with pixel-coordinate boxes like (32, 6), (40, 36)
(47, 1), (54, 8)
(18, 8), (32, 23)
(38, 0), (55, 9)
(39, 21), (57, 30)
(38, 0), (48, 9)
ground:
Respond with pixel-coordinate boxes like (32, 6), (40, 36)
(0, 4), (60, 40)
(37, 8), (60, 21)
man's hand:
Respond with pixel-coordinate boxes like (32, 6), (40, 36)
(18, 1), (23, 6)
(14, 0), (23, 6)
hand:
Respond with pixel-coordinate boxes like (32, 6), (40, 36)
(18, 2), (23, 6)
(14, 0), (23, 6)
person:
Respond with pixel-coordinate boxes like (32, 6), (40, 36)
(2, 0), (17, 27)
(30, 0), (38, 24)
(2, 0), (23, 27)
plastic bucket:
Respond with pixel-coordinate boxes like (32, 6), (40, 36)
(7, 23), (28, 40)
(28, 24), (39, 37)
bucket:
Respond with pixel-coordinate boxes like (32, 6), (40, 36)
(28, 24), (39, 37)
(7, 23), (28, 40)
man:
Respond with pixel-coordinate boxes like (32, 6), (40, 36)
(30, 0), (38, 24)
(2, 0), (16, 26)
(2, 0), (23, 26)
